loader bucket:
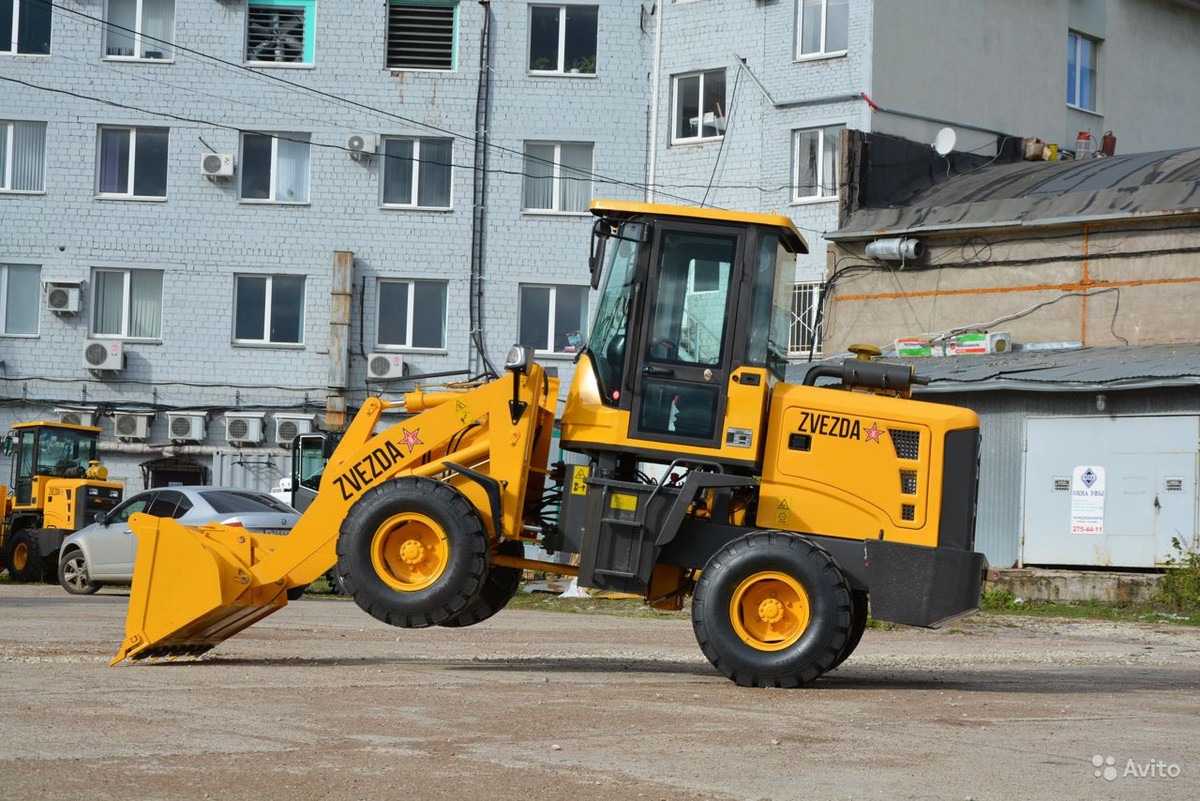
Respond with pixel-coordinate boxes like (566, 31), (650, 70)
(111, 513), (289, 665)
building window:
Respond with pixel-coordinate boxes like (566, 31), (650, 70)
(0, 120), (45, 192)
(522, 141), (592, 213)
(376, 279), (447, 349)
(789, 281), (822, 356)
(1, 263), (39, 335)
(381, 137), (452, 208)
(797, 0), (848, 58)
(246, 0), (315, 65)
(1, 0), (52, 54)
(1067, 31), (1098, 111)
(91, 268), (163, 339)
(792, 125), (840, 201)
(104, 0), (174, 60)
(528, 4), (597, 75)
(240, 132), (310, 203)
(387, 0), (457, 71)
(234, 275), (305, 344)
(519, 284), (588, 354)
(672, 69), (726, 143)
(97, 126), (169, 199)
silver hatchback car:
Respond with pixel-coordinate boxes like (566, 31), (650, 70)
(57, 486), (300, 595)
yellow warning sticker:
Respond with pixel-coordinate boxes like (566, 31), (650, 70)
(455, 400), (471, 425)
(610, 493), (638, 512)
(570, 465), (590, 495)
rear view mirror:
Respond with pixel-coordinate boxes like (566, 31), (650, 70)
(588, 218), (608, 289)
(2, 433), (11, 457)
(94, 511), (109, 526)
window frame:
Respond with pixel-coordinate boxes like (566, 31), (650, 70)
(670, 69), (726, 145)
(238, 131), (311, 205)
(374, 278), (449, 351)
(795, 0), (848, 61)
(0, 120), (46, 193)
(379, 136), (454, 210)
(232, 273), (307, 346)
(102, 0), (176, 62)
(89, 267), (164, 341)
(386, 0), (459, 73)
(521, 140), (593, 215)
(1067, 30), (1100, 113)
(518, 283), (589, 356)
(527, 4), (598, 77)
(244, 0), (316, 68)
(95, 125), (170, 201)
(1, 0), (51, 56)
(788, 280), (823, 357)
(791, 124), (842, 204)
(0, 262), (40, 337)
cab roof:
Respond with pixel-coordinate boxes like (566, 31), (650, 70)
(11, 421), (103, 434)
(590, 200), (808, 253)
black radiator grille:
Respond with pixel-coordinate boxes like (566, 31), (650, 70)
(890, 429), (920, 460)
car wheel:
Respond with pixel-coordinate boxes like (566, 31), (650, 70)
(58, 549), (100, 595)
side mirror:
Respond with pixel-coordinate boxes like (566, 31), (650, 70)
(95, 511), (109, 526)
(2, 433), (11, 457)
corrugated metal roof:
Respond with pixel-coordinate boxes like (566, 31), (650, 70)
(831, 147), (1200, 240)
(787, 344), (1200, 393)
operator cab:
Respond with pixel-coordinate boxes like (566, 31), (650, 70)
(5, 422), (102, 507)
(562, 200), (806, 470)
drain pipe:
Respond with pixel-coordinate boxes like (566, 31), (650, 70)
(327, 251), (354, 432)
(646, 0), (664, 202)
(468, 0), (494, 375)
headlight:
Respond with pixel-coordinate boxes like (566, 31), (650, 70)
(87, 487), (99, 496)
(505, 344), (530, 374)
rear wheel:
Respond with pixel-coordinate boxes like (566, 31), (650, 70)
(7, 529), (45, 583)
(830, 590), (868, 670)
(58, 549), (100, 595)
(439, 540), (525, 628)
(337, 477), (488, 628)
(692, 531), (851, 687)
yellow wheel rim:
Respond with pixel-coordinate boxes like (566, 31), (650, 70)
(729, 571), (810, 652)
(12, 541), (28, 572)
(370, 513), (449, 592)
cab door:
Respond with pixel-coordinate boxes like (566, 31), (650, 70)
(12, 429), (36, 506)
(627, 223), (744, 448)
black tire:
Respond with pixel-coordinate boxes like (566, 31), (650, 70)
(7, 528), (45, 583)
(58, 549), (100, 595)
(336, 477), (488, 629)
(438, 540), (525, 628)
(692, 531), (851, 688)
(323, 565), (348, 595)
(286, 584), (310, 601)
(830, 590), (868, 670)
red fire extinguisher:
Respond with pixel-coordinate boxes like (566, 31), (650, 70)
(1101, 131), (1116, 157)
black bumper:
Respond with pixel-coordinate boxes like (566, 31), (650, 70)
(861, 539), (988, 628)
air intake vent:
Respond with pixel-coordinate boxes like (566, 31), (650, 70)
(1053, 477), (1070, 491)
(901, 504), (916, 521)
(900, 470), (917, 495)
(890, 429), (920, 460)
(1165, 477), (1184, 492)
(229, 418), (249, 439)
(85, 343), (109, 366)
(170, 417), (192, 438)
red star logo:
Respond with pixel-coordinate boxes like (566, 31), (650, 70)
(864, 423), (883, 443)
(399, 428), (423, 453)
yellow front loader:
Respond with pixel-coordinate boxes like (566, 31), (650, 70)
(115, 201), (988, 687)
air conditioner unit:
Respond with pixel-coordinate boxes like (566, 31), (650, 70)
(166, 411), (207, 443)
(346, 134), (377, 160)
(273, 413), (316, 446)
(56, 408), (97, 427)
(113, 411), (154, 441)
(200, 152), (235, 178)
(224, 412), (266, 445)
(83, 340), (124, 371)
(45, 283), (81, 314)
(367, 352), (405, 380)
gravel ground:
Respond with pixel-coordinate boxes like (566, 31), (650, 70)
(0, 583), (1197, 800)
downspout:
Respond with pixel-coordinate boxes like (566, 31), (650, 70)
(646, 0), (664, 202)
(327, 250), (354, 432)
(468, 0), (494, 375)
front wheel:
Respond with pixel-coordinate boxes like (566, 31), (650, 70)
(692, 531), (851, 688)
(337, 477), (488, 628)
(438, 540), (525, 628)
(7, 529), (45, 583)
(58, 550), (100, 595)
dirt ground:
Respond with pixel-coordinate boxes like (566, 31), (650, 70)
(0, 584), (1197, 800)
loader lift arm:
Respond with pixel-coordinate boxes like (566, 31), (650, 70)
(113, 364), (559, 664)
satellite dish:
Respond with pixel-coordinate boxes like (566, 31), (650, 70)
(933, 127), (957, 156)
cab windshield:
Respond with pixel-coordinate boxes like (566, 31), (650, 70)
(587, 222), (643, 405)
(36, 428), (99, 477)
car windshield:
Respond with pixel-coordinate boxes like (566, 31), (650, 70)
(201, 490), (293, 515)
(36, 428), (99, 477)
